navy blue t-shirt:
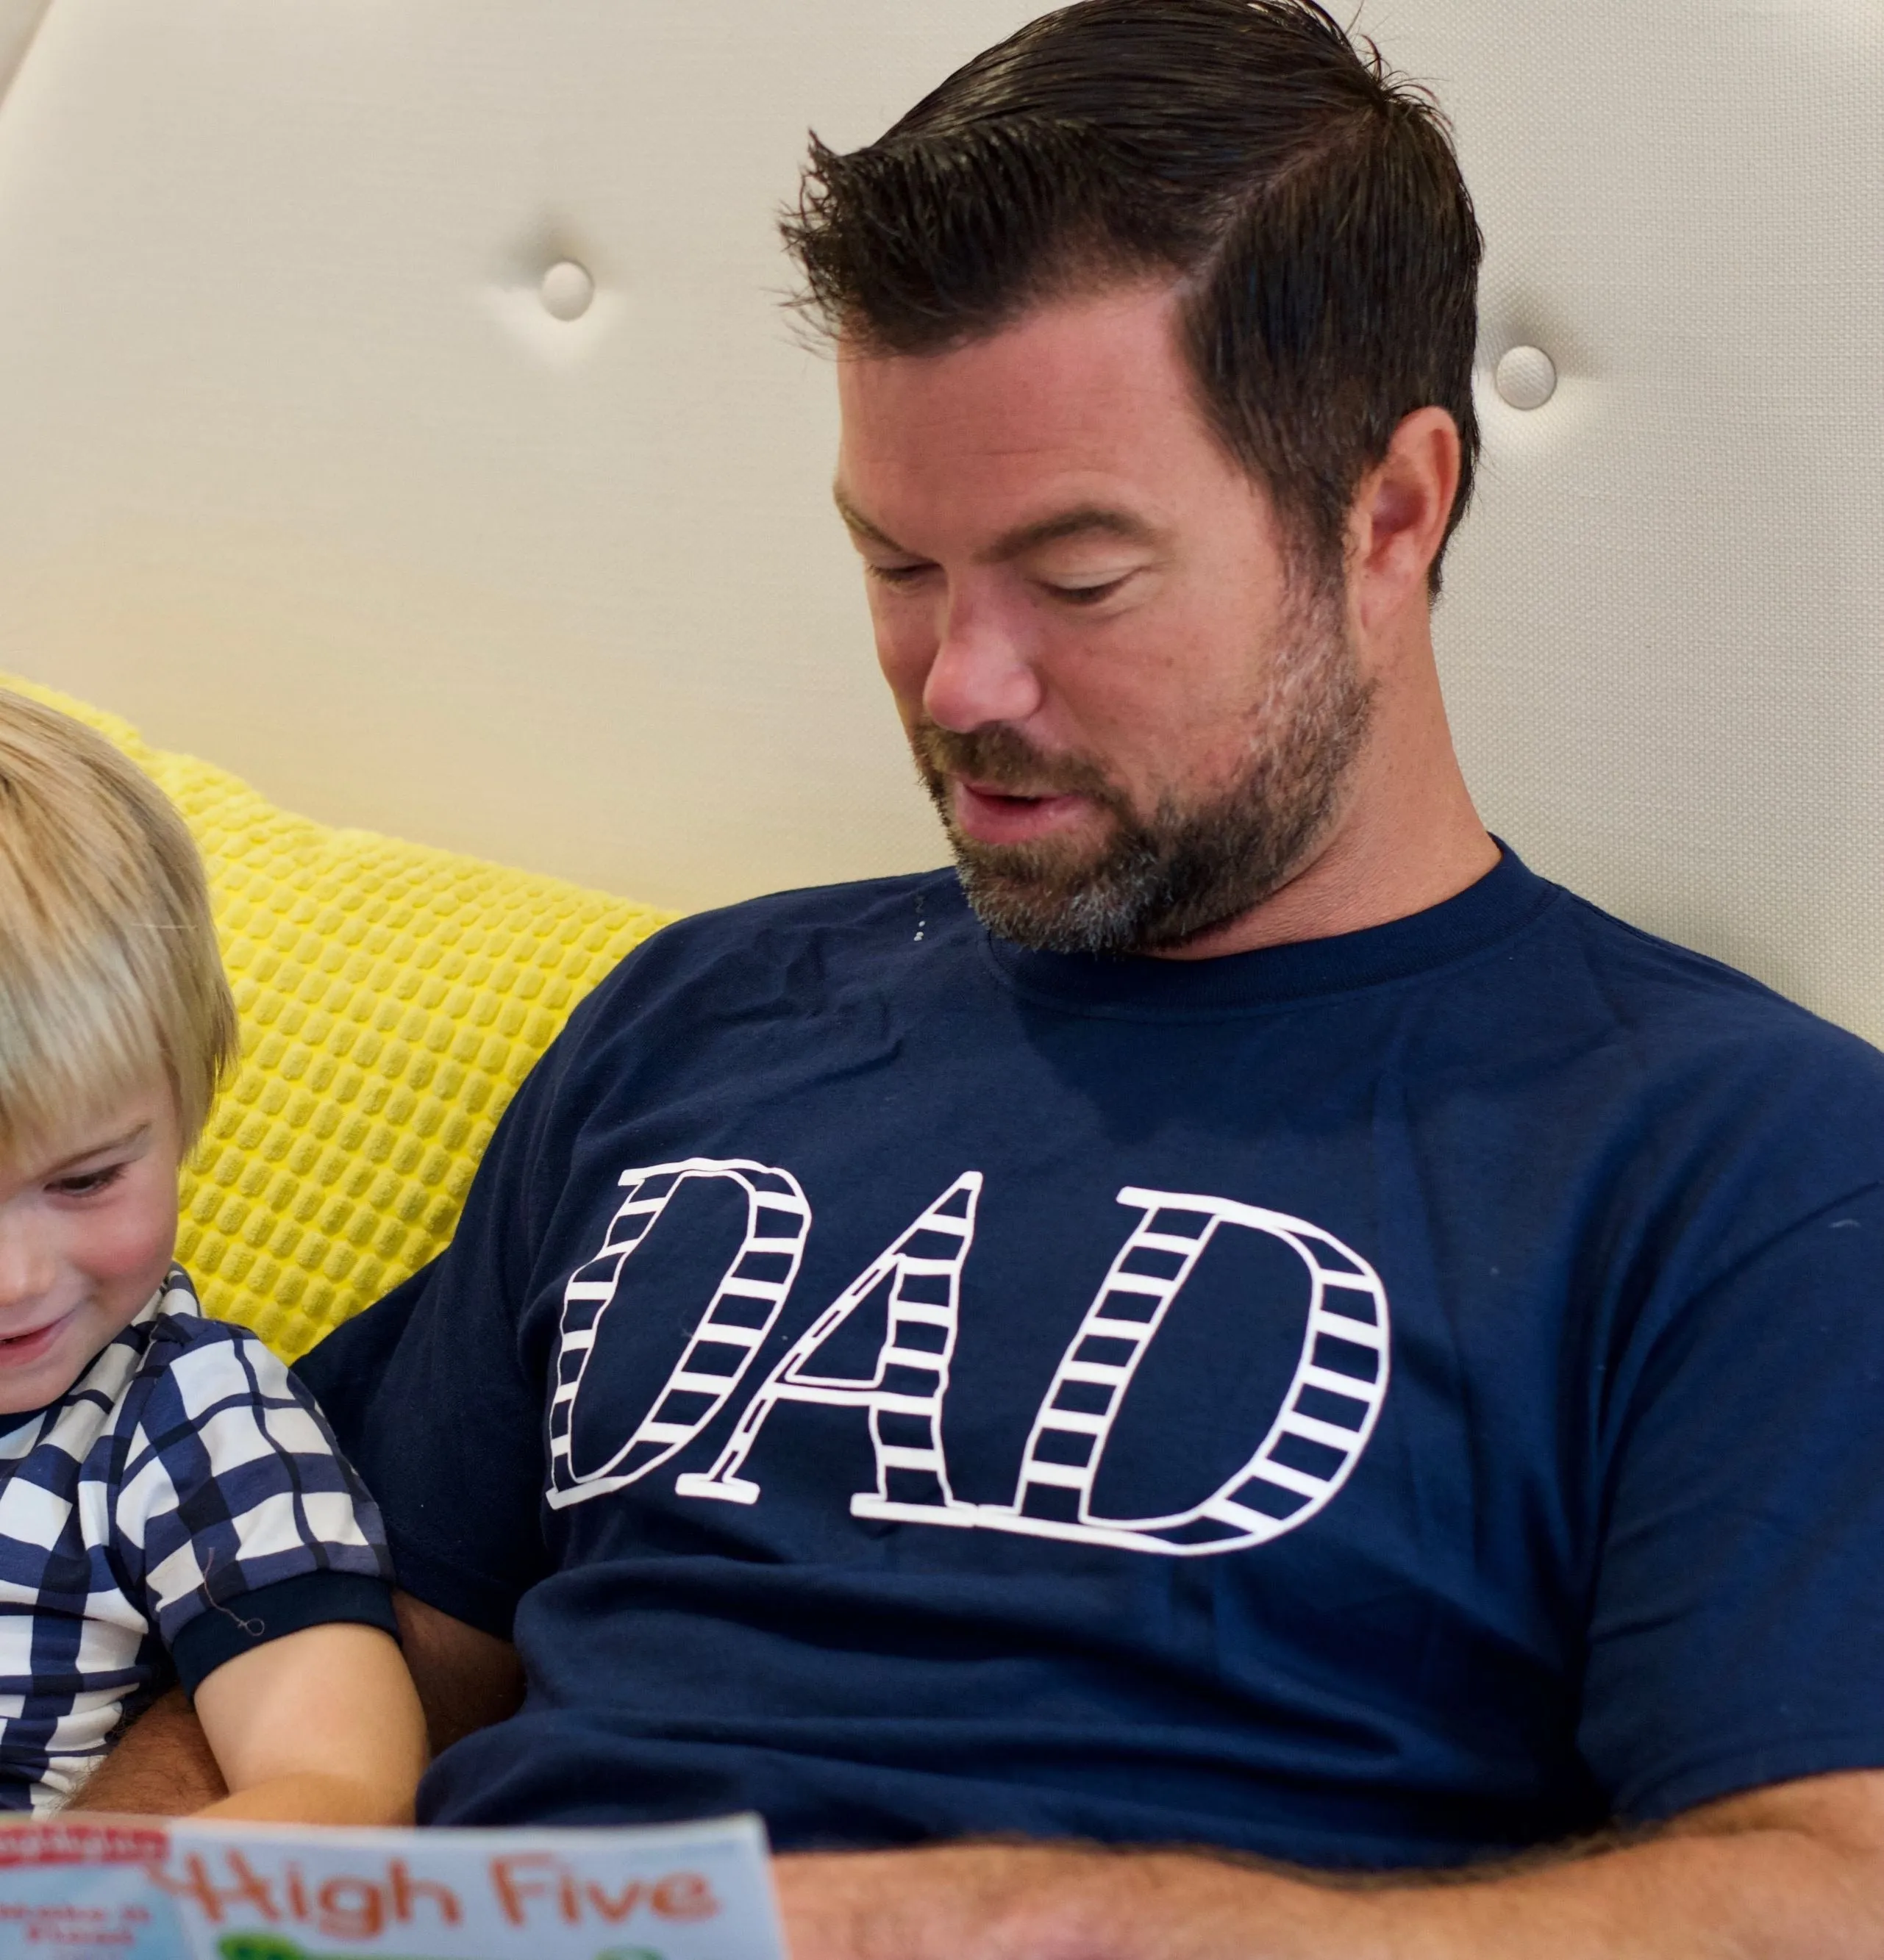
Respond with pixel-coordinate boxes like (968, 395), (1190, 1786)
(301, 849), (1884, 1867)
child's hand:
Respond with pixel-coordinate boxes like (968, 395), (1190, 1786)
(189, 1622), (429, 1825)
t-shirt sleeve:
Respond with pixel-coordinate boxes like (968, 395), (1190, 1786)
(115, 1326), (397, 1688)
(1580, 1178), (1884, 1820)
(291, 1008), (585, 1639)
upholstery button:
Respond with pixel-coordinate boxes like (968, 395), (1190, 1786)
(540, 260), (596, 321)
(1494, 345), (1557, 410)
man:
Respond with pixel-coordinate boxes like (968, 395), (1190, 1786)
(89, 1), (1884, 1952)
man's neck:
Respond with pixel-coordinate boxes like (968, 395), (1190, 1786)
(1151, 670), (1499, 962)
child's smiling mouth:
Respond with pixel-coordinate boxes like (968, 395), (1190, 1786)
(0, 1312), (72, 1364)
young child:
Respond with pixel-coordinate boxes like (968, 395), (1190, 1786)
(0, 690), (427, 1820)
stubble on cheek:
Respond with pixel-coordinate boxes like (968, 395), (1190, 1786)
(904, 584), (1374, 956)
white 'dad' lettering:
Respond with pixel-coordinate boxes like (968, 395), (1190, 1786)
(549, 1165), (1389, 1556)
(546, 1158), (812, 1509)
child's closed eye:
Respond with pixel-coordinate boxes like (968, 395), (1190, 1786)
(46, 1164), (129, 1200)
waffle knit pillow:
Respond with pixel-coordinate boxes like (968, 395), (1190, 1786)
(1, 675), (674, 1362)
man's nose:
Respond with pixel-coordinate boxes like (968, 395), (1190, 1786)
(921, 587), (1045, 734)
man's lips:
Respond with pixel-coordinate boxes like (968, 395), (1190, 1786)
(950, 776), (1093, 847)
(0, 1312), (72, 1367)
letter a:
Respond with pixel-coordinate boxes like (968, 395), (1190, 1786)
(676, 1173), (982, 1517)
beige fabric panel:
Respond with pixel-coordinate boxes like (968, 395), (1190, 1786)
(1382, 0), (1884, 1040)
(0, 0), (1038, 913)
(0, 1), (1877, 1038)
(0, 0), (47, 98)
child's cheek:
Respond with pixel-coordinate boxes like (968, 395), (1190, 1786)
(77, 1171), (179, 1303)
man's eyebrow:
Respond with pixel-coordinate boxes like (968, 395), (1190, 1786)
(42, 1125), (151, 1176)
(832, 488), (1163, 562)
(832, 487), (904, 553)
(982, 507), (1164, 562)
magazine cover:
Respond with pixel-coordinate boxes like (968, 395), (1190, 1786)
(0, 1812), (785, 1960)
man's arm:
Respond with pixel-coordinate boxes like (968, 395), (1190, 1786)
(69, 1592), (520, 1815)
(70, 1686), (226, 1814)
(76, 1614), (1884, 1956)
(773, 1770), (1884, 1960)
(390, 1589), (526, 1754)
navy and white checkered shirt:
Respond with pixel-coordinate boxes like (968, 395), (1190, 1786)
(0, 1268), (394, 1811)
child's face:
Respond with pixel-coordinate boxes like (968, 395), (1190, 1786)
(0, 1083), (183, 1415)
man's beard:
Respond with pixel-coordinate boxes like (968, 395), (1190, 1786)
(911, 590), (1374, 956)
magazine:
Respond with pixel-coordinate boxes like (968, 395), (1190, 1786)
(0, 1812), (785, 1960)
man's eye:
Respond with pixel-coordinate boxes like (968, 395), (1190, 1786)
(1051, 576), (1131, 607)
(48, 1165), (126, 1199)
(864, 561), (931, 587)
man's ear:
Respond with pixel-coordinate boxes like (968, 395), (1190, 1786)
(1346, 407), (1462, 634)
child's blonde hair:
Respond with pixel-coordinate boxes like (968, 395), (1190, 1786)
(0, 690), (238, 1162)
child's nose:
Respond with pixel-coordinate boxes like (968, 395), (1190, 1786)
(0, 1216), (57, 1314)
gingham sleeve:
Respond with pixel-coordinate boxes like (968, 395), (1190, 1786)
(111, 1312), (395, 1657)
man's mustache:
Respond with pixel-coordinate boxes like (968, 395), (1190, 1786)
(911, 720), (1123, 807)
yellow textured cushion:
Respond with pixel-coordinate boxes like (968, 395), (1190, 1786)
(1, 675), (674, 1362)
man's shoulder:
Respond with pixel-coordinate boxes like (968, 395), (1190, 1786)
(1541, 881), (1884, 1117)
(1554, 884), (1872, 1035)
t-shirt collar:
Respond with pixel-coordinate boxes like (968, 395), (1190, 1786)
(982, 842), (1560, 1016)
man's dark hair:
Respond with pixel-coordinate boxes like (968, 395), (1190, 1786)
(783, 0), (1482, 592)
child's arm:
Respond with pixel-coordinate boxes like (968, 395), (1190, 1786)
(190, 1621), (428, 1824)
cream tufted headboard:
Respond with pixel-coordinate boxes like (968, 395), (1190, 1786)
(0, 2), (1878, 1035)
